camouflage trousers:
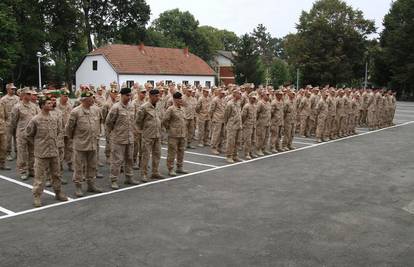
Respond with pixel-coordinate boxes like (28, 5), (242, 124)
(110, 142), (133, 182)
(242, 126), (256, 157)
(32, 157), (61, 196)
(0, 133), (6, 166)
(63, 136), (73, 165)
(185, 119), (195, 146)
(5, 125), (16, 154)
(167, 137), (185, 170)
(72, 150), (97, 185)
(226, 128), (241, 158)
(299, 115), (310, 136)
(141, 137), (161, 177)
(256, 125), (270, 152)
(133, 132), (142, 168)
(16, 133), (34, 175)
(210, 121), (224, 150)
(282, 122), (295, 149)
(270, 124), (283, 150)
(367, 109), (377, 129)
(316, 115), (328, 139)
(197, 119), (210, 145)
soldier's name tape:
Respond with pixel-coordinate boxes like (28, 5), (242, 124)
(1, 120), (413, 221)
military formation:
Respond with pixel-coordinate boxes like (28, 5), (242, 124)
(0, 82), (397, 207)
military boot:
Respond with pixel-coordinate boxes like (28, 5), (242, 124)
(141, 175), (150, 183)
(168, 169), (177, 177)
(124, 176), (140, 185)
(87, 182), (103, 193)
(6, 154), (13, 161)
(75, 184), (84, 197)
(55, 191), (68, 202)
(33, 196), (42, 207)
(176, 168), (189, 174)
(151, 173), (165, 180)
(256, 150), (264, 156)
(226, 157), (234, 164)
(20, 174), (28, 181)
(111, 181), (119, 190)
(0, 164), (11, 170)
(211, 149), (220, 155)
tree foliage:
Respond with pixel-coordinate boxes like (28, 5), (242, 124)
(284, 0), (375, 86)
(373, 0), (414, 99)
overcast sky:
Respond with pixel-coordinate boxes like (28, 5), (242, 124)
(146, 0), (393, 38)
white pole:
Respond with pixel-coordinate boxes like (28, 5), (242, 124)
(364, 61), (368, 89)
(296, 68), (299, 90)
(38, 56), (41, 90)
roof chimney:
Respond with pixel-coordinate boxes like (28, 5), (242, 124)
(139, 43), (145, 54)
(183, 47), (189, 57)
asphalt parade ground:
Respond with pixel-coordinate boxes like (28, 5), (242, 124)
(1, 102), (414, 266)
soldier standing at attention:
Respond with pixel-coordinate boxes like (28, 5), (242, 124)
(209, 88), (226, 155)
(132, 86), (147, 170)
(102, 87), (119, 163)
(0, 83), (19, 160)
(270, 90), (285, 153)
(224, 89), (243, 163)
(315, 91), (329, 143)
(0, 101), (11, 170)
(241, 93), (258, 160)
(195, 88), (211, 147)
(26, 96), (68, 207)
(163, 92), (188, 176)
(282, 91), (297, 151)
(256, 91), (272, 156)
(136, 89), (164, 182)
(11, 88), (39, 180)
(182, 87), (197, 149)
(66, 91), (103, 197)
(56, 89), (73, 171)
(105, 87), (139, 189)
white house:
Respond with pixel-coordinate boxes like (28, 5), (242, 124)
(75, 44), (216, 89)
(210, 50), (236, 85)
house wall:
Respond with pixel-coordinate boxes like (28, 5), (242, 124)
(75, 55), (117, 88)
(214, 55), (233, 67)
(119, 74), (215, 87)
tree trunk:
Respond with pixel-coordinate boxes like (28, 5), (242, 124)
(82, 4), (93, 52)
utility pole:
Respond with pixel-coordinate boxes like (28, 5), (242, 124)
(364, 61), (368, 89)
(296, 68), (300, 90)
(36, 52), (43, 91)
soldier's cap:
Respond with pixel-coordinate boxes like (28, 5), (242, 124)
(275, 89), (283, 95)
(120, 87), (132, 95)
(186, 87), (194, 92)
(61, 90), (70, 96)
(16, 88), (22, 96)
(248, 92), (258, 99)
(21, 87), (32, 94)
(202, 87), (209, 92)
(173, 91), (182, 99)
(149, 89), (160, 95)
(80, 91), (94, 99)
(38, 95), (51, 102)
(30, 90), (38, 95)
(6, 83), (17, 89)
(139, 86), (146, 93)
(110, 88), (118, 94)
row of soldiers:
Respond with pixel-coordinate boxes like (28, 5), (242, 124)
(0, 82), (396, 207)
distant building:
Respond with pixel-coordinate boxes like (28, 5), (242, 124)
(75, 44), (216, 88)
(211, 50), (236, 85)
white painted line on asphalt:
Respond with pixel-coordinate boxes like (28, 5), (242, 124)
(1, 120), (413, 221)
(161, 147), (227, 159)
(160, 156), (219, 168)
(402, 200), (414, 215)
(0, 206), (15, 215)
(294, 136), (316, 141)
(0, 175), (74, 201)
(99, 145), (219, 168)
(293, 141), (315, 146)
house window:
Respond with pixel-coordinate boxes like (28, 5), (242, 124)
(126, 80), (134, 88)
(205, 81), (211, 88)
(182, 81), (189, 85)
(166, 80), (172, 86)
(194, 81), (200, 87)
(147, 80), (154, 86)
(92, 60), (98, 71)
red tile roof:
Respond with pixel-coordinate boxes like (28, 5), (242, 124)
(89, 44), (215, 76)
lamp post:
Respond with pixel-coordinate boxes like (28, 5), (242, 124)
(36, 52), (43, 90)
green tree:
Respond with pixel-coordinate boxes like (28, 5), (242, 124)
(0, 2), (20, 83)
(233, 34), (265, 85)
(150, 9), (213, 60)
(373, 0), (414, 99)
(270, 58), (291, 87)
(285, 0), (375, 86)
